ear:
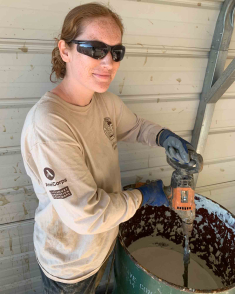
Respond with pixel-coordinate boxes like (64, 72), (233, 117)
(58, 40), (71, 63)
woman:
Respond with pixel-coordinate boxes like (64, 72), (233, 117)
(21, 3), (195, 293)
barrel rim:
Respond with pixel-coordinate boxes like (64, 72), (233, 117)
(118, 193), (235, 293)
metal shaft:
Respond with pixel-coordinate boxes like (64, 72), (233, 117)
(183, 235), (190, 287)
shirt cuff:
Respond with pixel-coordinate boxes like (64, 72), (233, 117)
(132, 189), (143, 209)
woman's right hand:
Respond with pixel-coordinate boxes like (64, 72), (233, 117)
(136, 180), (169, 208)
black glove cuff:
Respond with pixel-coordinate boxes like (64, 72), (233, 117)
(156, 129), (175, 147)
(156, 129), (166, 146)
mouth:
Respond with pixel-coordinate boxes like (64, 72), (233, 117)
(93, 73), (111, 81)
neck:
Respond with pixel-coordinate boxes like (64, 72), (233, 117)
(53, 77), (94, 107)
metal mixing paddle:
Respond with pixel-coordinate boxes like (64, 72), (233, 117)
(183, 234), (190, 287)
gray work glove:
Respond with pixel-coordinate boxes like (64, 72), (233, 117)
(158, 129), (195, 164)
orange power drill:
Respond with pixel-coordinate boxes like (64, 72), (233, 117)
(164, 151), (203, 238)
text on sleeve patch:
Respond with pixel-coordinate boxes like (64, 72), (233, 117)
(49, 186), (72, 199)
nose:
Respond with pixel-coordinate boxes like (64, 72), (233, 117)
(100, 51), (113, 69)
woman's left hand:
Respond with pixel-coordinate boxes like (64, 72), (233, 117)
(158, 129), (195, 164)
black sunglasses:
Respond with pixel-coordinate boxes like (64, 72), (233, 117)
(70, 40), (125, 62)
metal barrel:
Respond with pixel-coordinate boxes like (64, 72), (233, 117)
(113, 194), (235, 293)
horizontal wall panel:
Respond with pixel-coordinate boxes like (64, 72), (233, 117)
(210, 98), (235, 130)
(0, 221), (34, 256)
(120, 158), (235, 189)
(0, 52), (52, 67)
(0, 152), (31, 190)
(0, 173), (31, 191)
(0, 0), (219, 48)
(197, 159), (235, 186)
(121, 93), (200, 104)
(1, 0), (224, 10)
(120, 56), (209, 71)
(197, 184), (235, 215)
(0, 65), (53, 84)
(227, 28), (235, 52)
(110, 83), (203, 96)
(124, 99), (199, 131)
(126, 0), (223, 10)
(119, 130), (235, 169)
(0, 277), (42, 294)
(0, 83), (54, 100)
(0, 186), (37, 225)
(221, 59), (235, 93)
(111, 55), (209, 96)
(0, 106), (32, 148)
(0, 220), (42, 293)
(0, 259), (39, 287)
(203, 132), (235, 160)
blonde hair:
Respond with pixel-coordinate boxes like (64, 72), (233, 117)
(50, 2), (124, 83)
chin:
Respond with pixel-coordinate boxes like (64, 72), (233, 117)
(94, 84), (110, 93)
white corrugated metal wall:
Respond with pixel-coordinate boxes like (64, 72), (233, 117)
(0, 0), (234, 293)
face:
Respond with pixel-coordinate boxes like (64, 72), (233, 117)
(62, 17), (122, 94)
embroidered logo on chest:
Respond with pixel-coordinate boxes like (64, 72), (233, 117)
(103, 117), (117, 149)
(103, 117), (115, 141)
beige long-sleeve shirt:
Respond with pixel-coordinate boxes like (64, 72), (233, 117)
(21, 91), (163, 283)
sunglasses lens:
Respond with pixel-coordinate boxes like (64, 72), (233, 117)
(76, 42), (125, 62)
(94, 48), (108, 59)
(112, 46), (125, 62)
(77, 42), (108, 59)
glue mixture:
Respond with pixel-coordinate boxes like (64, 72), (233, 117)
(128, 235), (222, 290)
